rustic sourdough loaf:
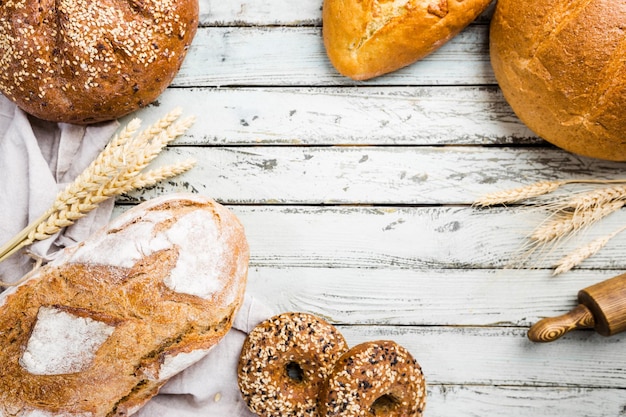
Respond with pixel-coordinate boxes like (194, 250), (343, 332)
(490, 0), (626, 161)
(0, 0), (198, 124)
(0, 194), (249, 416)
(322, 0), (493, 80)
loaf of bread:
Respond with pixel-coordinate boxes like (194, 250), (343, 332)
(322, 0), (493, 80)
(0, 0), (198, 124)
(490, 0), (626, 161)
(0, 194), (249, 416)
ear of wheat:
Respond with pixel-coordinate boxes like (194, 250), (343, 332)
(0, 108), (197, 286)
(475, 178), (626, 275)
(553, 224), (626, 275)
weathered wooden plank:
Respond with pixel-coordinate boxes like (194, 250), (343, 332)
(245, 267), (625, 327)
(199, 0), (323, 26)
(423, 385), (625, 417)
(234, 206), (626, 270)
(173, 26), (494, 87)
(337, 325), (626, 388)
(122, 146), (626, 205)
(127, 86), (539, 146)
(113, 204), (626, 270)
(197, 0), (496, 26)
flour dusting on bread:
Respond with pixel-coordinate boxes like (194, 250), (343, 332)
(0, 194), (249, 416)
(20, 307), (115, 375)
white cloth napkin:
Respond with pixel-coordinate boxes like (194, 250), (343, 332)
(136, 296), (273, 417)
(0, 95), (119, 283)
(0, 95), (273, 416)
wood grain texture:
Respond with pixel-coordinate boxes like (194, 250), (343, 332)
(243, 267), (625, 327)
(423, 385), (626, 417)
(127, 86), (539, 146)
(122, 146), (626, 205)
(172, 26), (494, 86)
(109, 0), (626, 413)
(338, 325), (626, 388)
(114, 205), (626, 270)
(197, 0), (496, 26)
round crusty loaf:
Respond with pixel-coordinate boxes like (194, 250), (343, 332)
(322, 0), (493, 80)
(490, 0), (626, 161)
(0, 194), (248, 416)
(0, 0), (198, 124)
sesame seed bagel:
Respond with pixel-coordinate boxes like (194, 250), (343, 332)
(319, 340), (426, 417)
(0, 0), (198, 124)
(237, 312), (349, 417)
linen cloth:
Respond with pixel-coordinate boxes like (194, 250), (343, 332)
(0, 94), (270, 416)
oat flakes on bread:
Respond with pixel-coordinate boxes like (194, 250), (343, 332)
(0, 194), (249, 416)
(0, 0), (198, 124)
(322, 0), (493, 80)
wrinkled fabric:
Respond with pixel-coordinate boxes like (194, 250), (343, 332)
(0, 95), (273, 415)
(0, 95), (119, 283)
(136, 295), (274, 417)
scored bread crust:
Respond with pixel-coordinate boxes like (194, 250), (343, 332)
(0, 0), (199, 124)
(490, 0), (626, 161)
(322, 0), (493, 80)
(0, 194), (249, 416)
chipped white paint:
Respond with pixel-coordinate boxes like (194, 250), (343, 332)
(122, 86), (539, 147)
(20, 307), (114, 375)
(125, 146), (626, 205)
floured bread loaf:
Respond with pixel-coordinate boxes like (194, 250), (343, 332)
(0, 0), (198, 124)
(0, 193), (249, 416)
(322, 0), (493, 80)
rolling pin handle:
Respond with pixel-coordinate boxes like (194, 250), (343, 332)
(528, 304), (596, 343)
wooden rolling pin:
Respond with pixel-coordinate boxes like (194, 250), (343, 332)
(528, 273), (626, 342)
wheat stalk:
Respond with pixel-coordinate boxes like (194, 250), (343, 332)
(551, 184), (626, 211)
(474, 178), (626, 207)
(473, 180), (567, 207)
(126, 159), (197, 190)
(475, 178), (626, 275)
(530, 201), (626, 243)
(553, 224), (626, 275)
(0, 108), (196, 285)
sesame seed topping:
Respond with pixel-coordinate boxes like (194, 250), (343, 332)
(238, 312), (348, 417)
(319, 340), (427, 417)
(0, 0), (197, 123)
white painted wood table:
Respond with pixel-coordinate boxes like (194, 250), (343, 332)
(120, 1), (626, 415)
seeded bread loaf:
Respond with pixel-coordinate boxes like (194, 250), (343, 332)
(0, 0), (198, 124)
(490, 0), (626, 161)
(322, 0), (493, 80)
(0, 194), (249, 416)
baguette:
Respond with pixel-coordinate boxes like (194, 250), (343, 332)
(0, 194), (249, 416)
(322, 0), (493, 80)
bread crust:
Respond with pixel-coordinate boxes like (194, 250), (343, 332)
(0, 194), (249, 416)
(237, 312), (348, 417)
(322, 0), (493, 80)
(490, 0), (626, 161)
(318, 340), (426, 417)
(0, 0), (199, 124)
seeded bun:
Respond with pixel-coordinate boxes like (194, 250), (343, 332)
(0, 0), (198, 124)
(490, 0), (626, 161)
